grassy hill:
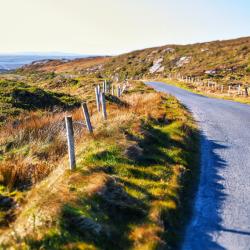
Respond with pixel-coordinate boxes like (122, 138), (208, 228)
(18, 37), (250, 84)
(2, 36), (249, 249)
(0, 79), (199, 249)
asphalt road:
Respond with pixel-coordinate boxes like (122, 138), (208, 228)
(146, 81), (250, 250)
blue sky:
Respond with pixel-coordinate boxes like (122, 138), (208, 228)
(0, 0), (249, 54)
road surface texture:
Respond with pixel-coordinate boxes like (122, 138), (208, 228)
(146, 82), (250, 250)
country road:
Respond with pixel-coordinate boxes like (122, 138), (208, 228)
(146, 81), (250, 250)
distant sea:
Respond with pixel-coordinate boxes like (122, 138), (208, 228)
(0, 53), (87, 72)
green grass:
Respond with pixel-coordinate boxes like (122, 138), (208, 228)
(0, 79), (80, 123)
(17, 93), (199, 250)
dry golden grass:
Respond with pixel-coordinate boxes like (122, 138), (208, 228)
(0, 87), (165, 239)
(0, 82), (199, 250)
(161, 78), (250, 105)
(0, 157), (52, 190)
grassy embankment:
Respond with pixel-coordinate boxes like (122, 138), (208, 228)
(158, 78), (250, 105)
(0, 79), (81, 124)
(0, 81), (199, 249)
(0, 78), (81, 234)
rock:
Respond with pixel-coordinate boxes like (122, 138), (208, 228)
(72, 216), (102, 235)
(163, 47), (175, 53)
(149, 58), (164, 74)
(205, 69), (217, 75)
(201, 48), (209, 52)
(176, 56), (191, 67)
(0, 195), (14, 210)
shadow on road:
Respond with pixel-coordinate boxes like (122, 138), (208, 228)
(182, 134), (228, 250)
(218, 227), (250, 236)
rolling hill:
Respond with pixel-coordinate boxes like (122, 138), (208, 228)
(18, 36), (250, 84)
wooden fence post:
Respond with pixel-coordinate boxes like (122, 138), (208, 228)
(104, 81), (106, 93)
(97, 84), (100, 96)
(117, 86), (121, 97)
(105, 80), (108, 93)
(95, 86), (100, 112)
(122, 84), (126, 94)
(103, 81), (106, 93)
(82, 102), (93, 133)
(107, 81), (110, 93)
(65, 116), (76, 170)
(245, 87), (249, 97)
(238, 85), (241, 95)
(101, 92), (107, 120)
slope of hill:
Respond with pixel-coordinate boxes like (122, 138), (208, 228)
(0, 36), (248, 249)
(0, 81), (199, 249)
(19, 37), (250, 84)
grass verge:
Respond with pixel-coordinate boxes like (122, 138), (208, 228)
(0, 82), (200, 250)
(159, 78), (250, 105)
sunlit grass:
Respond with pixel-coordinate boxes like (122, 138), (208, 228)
(0, 82), (199, 250)
(161, 78), (250, 105)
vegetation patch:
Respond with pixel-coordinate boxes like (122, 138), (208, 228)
(0, 79), (80, 123)
(159, 78), (250, 105)
(0, 82), (199, 249)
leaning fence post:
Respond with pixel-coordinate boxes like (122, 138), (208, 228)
(82, 102), (93, 133)
(101, 92), (107, 120)
(65, 116), (76, 170)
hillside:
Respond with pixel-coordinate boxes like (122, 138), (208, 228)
(0, 80), (199, 249)
(0, 36), (248, 249)
(18, 37), (250, 84)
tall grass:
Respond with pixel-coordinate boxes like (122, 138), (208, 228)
(0, 110), (83, 190)
(0, 84), (199, 250)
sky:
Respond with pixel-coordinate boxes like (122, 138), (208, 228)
(0, 0), (249, 55)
